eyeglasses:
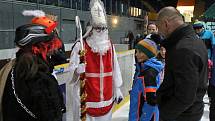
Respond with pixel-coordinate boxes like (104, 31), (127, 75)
(93, 27), (108, 32)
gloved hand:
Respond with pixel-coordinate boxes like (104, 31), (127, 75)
(114, 87), (124, 104)
(208, 59), (213, 79)
(146, 92), (157, 106)
(76, 63), (86, 74)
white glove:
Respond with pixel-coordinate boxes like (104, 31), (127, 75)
(114, 87), (124, 104)
(52, 72), (58, 79)
(76, 63), (86, 74)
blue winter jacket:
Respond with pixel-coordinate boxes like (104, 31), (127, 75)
(199, 30), (215, 86)
(129, 57), (164, 121)
(198, 30), (215, 59)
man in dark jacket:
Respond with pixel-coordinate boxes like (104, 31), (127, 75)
(156, 7), (208, 121)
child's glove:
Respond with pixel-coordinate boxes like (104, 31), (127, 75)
(114, 87), (124, 104)
(208, 59), (213, 79)
(146, 92), (157, 106)
(76, 63), (85, 74)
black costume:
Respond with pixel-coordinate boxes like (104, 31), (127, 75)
(2, 18), (66, 121)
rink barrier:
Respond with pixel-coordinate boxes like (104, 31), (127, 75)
(112, 95), (130, 113)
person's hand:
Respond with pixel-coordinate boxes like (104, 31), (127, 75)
(146, 92), (157, 106)
(208, 59), (213, 79)
(114, 87), (124, 104)
(208, 59), (213, 67)
(76, 63), (85, 74)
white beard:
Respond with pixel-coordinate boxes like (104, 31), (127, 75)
(86, 29), (111, 55)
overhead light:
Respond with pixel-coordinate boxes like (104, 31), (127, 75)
(112, 18), (118, 25)
(177, 6), (194, 22)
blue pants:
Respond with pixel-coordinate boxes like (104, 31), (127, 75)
(129, 78), (159, 121)
(140, 102), (159, 121)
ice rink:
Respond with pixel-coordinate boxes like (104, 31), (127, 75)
(112, 95), (210, 121)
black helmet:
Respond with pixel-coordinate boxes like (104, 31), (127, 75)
(14, 24), (55, 47)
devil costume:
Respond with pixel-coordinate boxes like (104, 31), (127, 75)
(1, 11), (66, 121)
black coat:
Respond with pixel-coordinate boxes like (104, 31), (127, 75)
(157, 24), (208, 121)
(2, 57), (65, 121)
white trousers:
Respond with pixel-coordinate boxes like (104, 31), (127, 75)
(70, 81), (113, 121)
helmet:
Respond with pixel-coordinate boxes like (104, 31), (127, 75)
(22, 10), (58, 34)
(31, 16), (58, 34)
(193, 21), (204, 29)
(14, 24), (55, 47)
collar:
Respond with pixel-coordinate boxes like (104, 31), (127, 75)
(161, 24), (195, 50)
(198, 29), (205, 37)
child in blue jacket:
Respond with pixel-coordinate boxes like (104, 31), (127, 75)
(129, 35), (164, 121)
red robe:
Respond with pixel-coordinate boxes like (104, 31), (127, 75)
(84, 41), (114, 117)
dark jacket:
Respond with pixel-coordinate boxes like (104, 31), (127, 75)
(0, 60), (14, 121)
(157, 24), (208, 121)
(2, 56), (65, 121)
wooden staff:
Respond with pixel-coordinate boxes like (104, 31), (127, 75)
(75, 16), (87, 121)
